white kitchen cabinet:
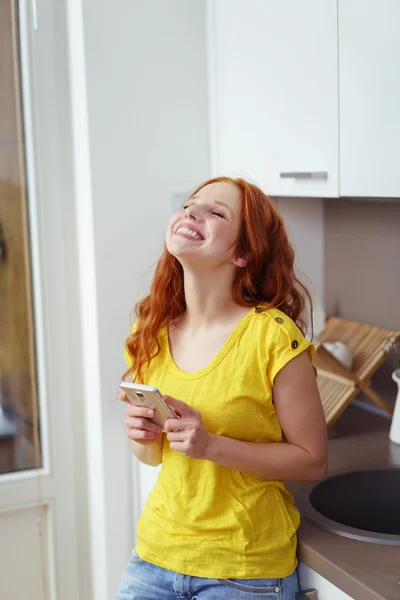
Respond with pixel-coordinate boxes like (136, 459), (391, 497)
(209, 0), (400, 200)
(338, 0), (400, 198)
(299, 563), (353, 599)
(208, 0), (339, 197)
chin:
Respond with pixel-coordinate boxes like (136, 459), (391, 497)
(166, 236), (199, 257)
(168, 248), (198, 263)
(166, 237), (182, 256)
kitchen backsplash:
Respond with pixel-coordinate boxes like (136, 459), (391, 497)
(325, 199), (400, 331)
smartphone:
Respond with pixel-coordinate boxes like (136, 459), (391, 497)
(120, 381), (178, 430)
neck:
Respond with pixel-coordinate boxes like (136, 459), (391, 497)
(180, 265), (241, 329)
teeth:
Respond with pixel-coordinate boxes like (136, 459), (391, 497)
(175, 226), (202, 240)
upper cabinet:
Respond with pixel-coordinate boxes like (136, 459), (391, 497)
(209, 0), (400, 198)
(339, 0), (400, 198)
(209, 0), (339, 198)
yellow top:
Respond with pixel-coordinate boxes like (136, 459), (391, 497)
(132, 306), (315, 579)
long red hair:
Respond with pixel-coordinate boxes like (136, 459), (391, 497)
(125, 176), (312, 382)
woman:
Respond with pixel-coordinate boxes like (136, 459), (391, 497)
(117, 176), (327, 600)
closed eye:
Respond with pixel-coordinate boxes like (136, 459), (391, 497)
(182, 203), (225, 218)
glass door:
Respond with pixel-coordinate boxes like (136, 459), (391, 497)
(0, 0), (41, 475)
(0, 2), (83, 598)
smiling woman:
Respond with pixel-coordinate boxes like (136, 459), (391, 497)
(118, 176), (327, 600)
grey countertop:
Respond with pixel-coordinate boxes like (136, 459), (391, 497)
(287, 404), (400, 600)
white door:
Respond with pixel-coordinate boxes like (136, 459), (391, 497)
(339, 0), (400, 198)
(208, 0), (339, 197)
(0, 2), (84, 598)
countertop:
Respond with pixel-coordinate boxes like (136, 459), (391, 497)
(288, 404), (400, 600)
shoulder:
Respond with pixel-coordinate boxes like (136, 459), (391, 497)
(250, 307), (316, 385)
(252, 306), (307, 347)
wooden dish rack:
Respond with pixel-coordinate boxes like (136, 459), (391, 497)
(314, 316), (400, 432)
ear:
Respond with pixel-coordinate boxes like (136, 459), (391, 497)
(233, 256), (248, 268)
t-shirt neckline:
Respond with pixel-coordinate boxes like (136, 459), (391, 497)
(163, 307), (256, 380)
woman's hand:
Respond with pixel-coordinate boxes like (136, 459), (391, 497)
(120, 391), (163, 445)
(163, 396), (211, 459)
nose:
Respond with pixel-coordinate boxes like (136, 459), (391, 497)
(184, 205), (200, 221)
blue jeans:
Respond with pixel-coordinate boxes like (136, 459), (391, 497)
(116, 549), (300, 599)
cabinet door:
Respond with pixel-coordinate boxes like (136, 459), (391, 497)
(339, 0), (400, 197)
(299, 563), (353, 599)
(209, 0), (339, 197)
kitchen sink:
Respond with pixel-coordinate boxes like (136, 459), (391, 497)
(295, 466), (400, 545)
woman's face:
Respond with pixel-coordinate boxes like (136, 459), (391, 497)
(166, 182), (246, 269)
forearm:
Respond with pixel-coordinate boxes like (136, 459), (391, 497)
(131, 435), (163, 466)
(204, 433), (327, 482)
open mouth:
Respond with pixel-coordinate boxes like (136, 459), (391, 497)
(174, 226), (204, 241)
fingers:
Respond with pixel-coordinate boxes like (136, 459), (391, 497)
(167, 432), (198, 455)
(164, 418), (183, 432)
(121, 393), (202, 446)
(124, 416), (162, 441)
(124, 403), (155, 418)
(125, 415), (161, 433)
(119, 390), (129, 403)
(123, 404), (162, 441)
(163, 395), (199, 418)
(169, 441), (187, 453)
(166, 430), (189, 442)
(126, 427), (161, 441)
(164, 414), (202, 433)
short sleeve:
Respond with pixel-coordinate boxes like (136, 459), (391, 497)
(266, 315), (316, 387)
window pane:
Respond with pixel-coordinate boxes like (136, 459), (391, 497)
(0, 0), (41, 474)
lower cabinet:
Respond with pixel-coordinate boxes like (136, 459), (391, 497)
(298, 563), (353, 599)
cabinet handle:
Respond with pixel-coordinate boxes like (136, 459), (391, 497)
(279, 171), (328, 180)
(295, 589), (319, 600)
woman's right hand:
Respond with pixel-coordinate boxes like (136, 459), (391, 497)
(120, 391), (163, 444)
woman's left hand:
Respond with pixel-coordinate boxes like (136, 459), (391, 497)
(163, 396), (211, 459)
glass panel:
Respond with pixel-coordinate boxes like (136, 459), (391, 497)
(0, 0), (41, 474)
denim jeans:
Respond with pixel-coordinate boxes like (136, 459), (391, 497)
(116, 549), (300, 599)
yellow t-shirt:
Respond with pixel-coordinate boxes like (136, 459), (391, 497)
(133, 306), (315, 579)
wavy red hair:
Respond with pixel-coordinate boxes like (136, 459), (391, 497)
(124, 176), (312, 382)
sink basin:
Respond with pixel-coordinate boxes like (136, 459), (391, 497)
(295, 466), (400, 545)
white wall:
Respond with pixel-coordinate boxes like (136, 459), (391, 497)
(68, 1), (210, 598)
(277, 198), (326, 337)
